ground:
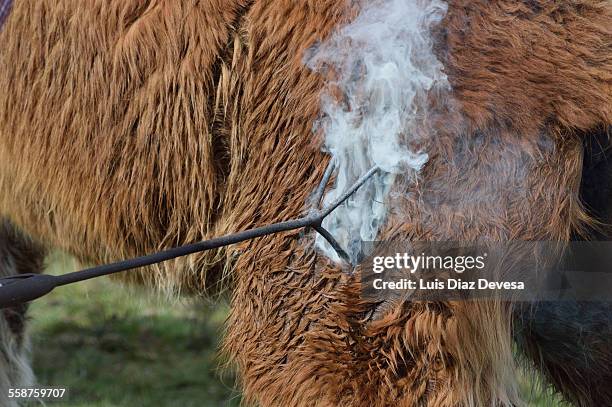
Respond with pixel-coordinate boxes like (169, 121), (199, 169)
(26, 253), (240, 407)
(25, 253), (565, 406)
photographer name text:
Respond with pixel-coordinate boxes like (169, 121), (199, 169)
(372, 278), (525, 291)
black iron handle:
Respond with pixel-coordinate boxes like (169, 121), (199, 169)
(0, 274), (59, 308)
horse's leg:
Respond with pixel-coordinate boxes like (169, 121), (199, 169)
(0, 219), (46, 404)
(515, 301), (612, 407)
(514, 128), (612, 407)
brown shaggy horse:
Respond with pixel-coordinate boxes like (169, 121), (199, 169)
(0, 1), (610, 406)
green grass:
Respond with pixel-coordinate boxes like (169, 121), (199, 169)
(26, 254), (566, 406)
(27, 254), (241, 407)
(519, 370), (568, 407)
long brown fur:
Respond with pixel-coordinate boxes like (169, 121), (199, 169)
(0, 1), (610, 405)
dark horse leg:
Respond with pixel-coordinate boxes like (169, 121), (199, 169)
(515, 127), (612, 407)
(0, 218), (46, 404)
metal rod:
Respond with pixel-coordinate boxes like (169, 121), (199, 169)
(319, 166), (380, 218)
(55, 216), (316, 286)
(312, 157), (336, 207)
(313, 225), (351, 264)
(0, 164), (381, 308)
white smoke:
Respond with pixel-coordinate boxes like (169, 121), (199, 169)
(305, 0), (450, 264)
